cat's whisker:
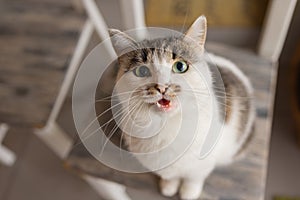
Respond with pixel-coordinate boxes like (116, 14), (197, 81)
(99, 113), (129, 156)
(180, 3), (191, 34)
(215, 102), (252, 111)
(72, 106), (129, 148)
(211, 88), (252, 96)
(193, 95), (251, 113)
(95, 91), (137, 102)
(131, 102), (146, 126)
(104, 99), (141, 138)
(180, 89), (212, 94)
(179, 91), (247, 113)
(180, 91), (212, 99)
(214, 94), (253, 100)
(127, 103), (149, 153)
(211, 86), (253, 94)
(101, 105), (127, 137)
(98, 99), (139, 138)
(181, 89), (252, 99)
(196, 107), (213, 117)
(74, 101), (132, 149)
(119, 101), (144, 158)
(119, 102), (140, 155)
(100, 100), (142, 157)
(80, 96), (139, 138)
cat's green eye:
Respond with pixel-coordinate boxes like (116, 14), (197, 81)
(172, 61), (188, 73)
(133, 65), (151, 77)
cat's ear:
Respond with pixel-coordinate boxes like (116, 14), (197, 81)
(109, 29), (138, 56)
(185, 15), (207, 47)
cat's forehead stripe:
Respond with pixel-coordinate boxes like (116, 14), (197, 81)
(119, 37), (198, 71)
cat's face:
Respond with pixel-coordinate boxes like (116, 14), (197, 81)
(109, 16), (211, 133)
(113, 44), (209, 114)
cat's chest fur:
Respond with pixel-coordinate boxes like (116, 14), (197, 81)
(123, 114), (238, 180)
(122, 99), (225, 176)
(123, 97), (214, 152)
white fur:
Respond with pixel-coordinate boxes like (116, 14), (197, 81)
(207, 53), (255, 162)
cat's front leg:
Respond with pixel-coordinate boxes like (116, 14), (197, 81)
(179, 179), (204, 200)
(159, 178), (180, 197)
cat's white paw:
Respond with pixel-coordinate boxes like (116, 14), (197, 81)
(179, 180), (203, 200)
(160, 178), (180, 197)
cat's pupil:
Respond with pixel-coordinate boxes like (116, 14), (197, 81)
(173, 61), (188, 73)
(176, 62), (184, 71)
(139, 66), (150, 76)
(134, 65), (151, 77)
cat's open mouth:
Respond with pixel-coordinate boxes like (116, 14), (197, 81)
(157, 98), (170, 108)
(156, 98), (174, 112)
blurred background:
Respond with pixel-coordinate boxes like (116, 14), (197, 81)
(0, 0), (300, 199)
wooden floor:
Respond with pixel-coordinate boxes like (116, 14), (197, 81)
(0, 0), (84, 126)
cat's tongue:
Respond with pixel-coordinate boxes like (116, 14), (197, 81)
(157, 98), (171, 108)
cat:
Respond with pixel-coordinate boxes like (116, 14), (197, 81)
(108, 15), (255, 200)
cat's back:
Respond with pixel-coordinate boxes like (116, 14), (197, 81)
(206, 53), (255, 164)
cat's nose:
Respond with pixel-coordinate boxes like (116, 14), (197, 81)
(155, 84), (167, 94)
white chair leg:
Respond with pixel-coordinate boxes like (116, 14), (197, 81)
(0, 123), (16, 166)
(35, 19), (94, 159)
(82, 0), (116, 59)
(119, 0), (146, 39)
(258, 0), (297, 62)
(35, 122), (73, 159)
(77, 3), (135, 199)
(83, 175), (132, 200)
(35, 2), (137, 199)
(119, 0), (146, 30)
(47, 19), (94, 125)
